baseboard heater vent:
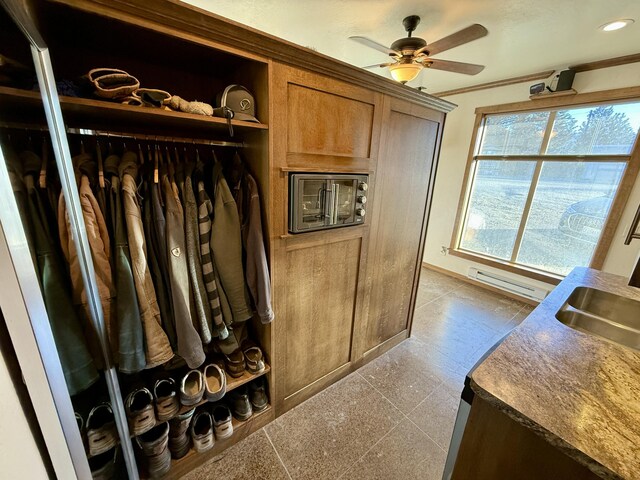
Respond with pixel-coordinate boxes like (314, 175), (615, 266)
(468, 268), (548, 302)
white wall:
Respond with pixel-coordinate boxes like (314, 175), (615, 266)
(0, 352), (48, 479)
(425, 63), (640, 291)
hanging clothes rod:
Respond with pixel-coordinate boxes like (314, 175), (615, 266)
(0, 122), (245, 148)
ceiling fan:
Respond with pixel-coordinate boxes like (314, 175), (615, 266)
(350, 16), (488, 84)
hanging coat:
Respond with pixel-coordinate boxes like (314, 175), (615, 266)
(104, 154), (146, 373)
(209, 162), (253, 324)
(162, 168), (205, 368)
(19, 150), (98, 395)
(119, 151), (174, 368)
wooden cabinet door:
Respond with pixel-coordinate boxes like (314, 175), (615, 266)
(272, 63), (383, 173)
(270, 64), (380, 412)
(357, 97), (444, 357)
(279, 231), (363, 404)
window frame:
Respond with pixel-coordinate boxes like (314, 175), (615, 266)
(450, 86), (640, 285)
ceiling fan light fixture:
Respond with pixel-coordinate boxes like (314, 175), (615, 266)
(389, 63), (423, 84)
(599, 19), (634, 31)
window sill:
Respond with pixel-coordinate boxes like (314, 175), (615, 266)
(448, 249), (563, 286)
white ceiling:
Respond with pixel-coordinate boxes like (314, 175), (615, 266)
(183, 0), (640, 94)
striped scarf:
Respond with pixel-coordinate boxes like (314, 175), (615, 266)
(197, 180), (229, 340)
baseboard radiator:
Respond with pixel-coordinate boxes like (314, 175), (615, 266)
(468, 267), (548, 302)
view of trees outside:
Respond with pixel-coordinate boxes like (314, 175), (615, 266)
(461, 102), (640, 275)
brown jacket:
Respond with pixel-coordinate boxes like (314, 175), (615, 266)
(58, 156), (115, 368)
(120, 152), (174, 367)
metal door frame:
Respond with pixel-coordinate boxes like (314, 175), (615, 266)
(0, 1), (138, 478)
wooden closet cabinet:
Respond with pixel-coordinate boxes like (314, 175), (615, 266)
(356, 98), (444, 361)
(270, 64), (444, 413)
(270, 64), (382, 412)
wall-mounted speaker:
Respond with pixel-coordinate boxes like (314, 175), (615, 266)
(555, 69), (576, 91)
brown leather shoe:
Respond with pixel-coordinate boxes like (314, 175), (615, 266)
(228, 385), (253, 421)
(126, 387), (156, 436)
(154, 378), (180, 422)
(86, 403), (119, 457)
(224, 349), (246, 378)
(249, 378), (269, 412)
(243, 346), (266, 374)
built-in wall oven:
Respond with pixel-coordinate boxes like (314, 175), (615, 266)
(288, 173), (369, 233)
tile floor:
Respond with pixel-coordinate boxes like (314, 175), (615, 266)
(182, 268), (534, 480)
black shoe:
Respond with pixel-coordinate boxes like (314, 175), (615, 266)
(248, 379), (269, 412)
(228, 386), (252, 421)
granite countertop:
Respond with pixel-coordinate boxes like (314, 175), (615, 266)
(470, 267), (640, 480)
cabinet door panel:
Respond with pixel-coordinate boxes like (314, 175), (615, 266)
(287, 84), (374, 158)
(364, 105), (440, 352)
(282, 237), (361, 397)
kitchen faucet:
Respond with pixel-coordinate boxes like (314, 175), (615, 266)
(625, 203), (640, 287)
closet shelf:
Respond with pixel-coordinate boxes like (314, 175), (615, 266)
(161, 405), (273, 480)
(0, 86), (268, 136)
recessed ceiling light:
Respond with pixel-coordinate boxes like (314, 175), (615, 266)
(600, 19), (634, 31)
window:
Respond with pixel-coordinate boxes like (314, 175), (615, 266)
(454, 97), (640, 279)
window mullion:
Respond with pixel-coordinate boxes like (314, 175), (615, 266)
(509, 161), (543, 262)
(509, 112), (557, 262)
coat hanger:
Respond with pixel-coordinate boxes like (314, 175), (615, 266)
(39, 135), (48, 189)
(107, 133), (114, 155)
(96, 138), (105, 188)
(153, 144), (159, 184)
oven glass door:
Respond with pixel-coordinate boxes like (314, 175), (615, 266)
(331, 178), (357, 226)
(297, 178), (331, 230)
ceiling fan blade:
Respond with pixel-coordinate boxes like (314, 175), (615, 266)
(425, 24), (488, 56)
(427, 58), (485, 75)
(349, 36), (401, 56)
(361, 63), (394, 69)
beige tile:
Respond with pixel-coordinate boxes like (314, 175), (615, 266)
(411, 298), (498, 365)
(408, 384), (460, 450)
(265, 373), (403, 480)
(181, 429), (290, 480)
(414, 269), (464, 308)
(341, 418), (446, 480)
(358, 339), (444, 414)
(450, 285), (527, 330)
(419, 268), (465, 292)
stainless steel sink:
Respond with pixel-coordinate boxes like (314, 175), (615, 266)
(556, 287), (640, 351)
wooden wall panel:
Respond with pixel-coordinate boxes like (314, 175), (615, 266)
(282, 237), (361, 397)
(287, 84), (374, 158)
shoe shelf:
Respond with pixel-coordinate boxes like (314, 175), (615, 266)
(0, 86), (268, 136)
(177, 364), (271, 417)
(161, 404), (274, 480)
(127, 363), (271, 439)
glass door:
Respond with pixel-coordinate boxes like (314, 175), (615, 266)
(332, 178), (357, 226)
(291, 175), (331, 232)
